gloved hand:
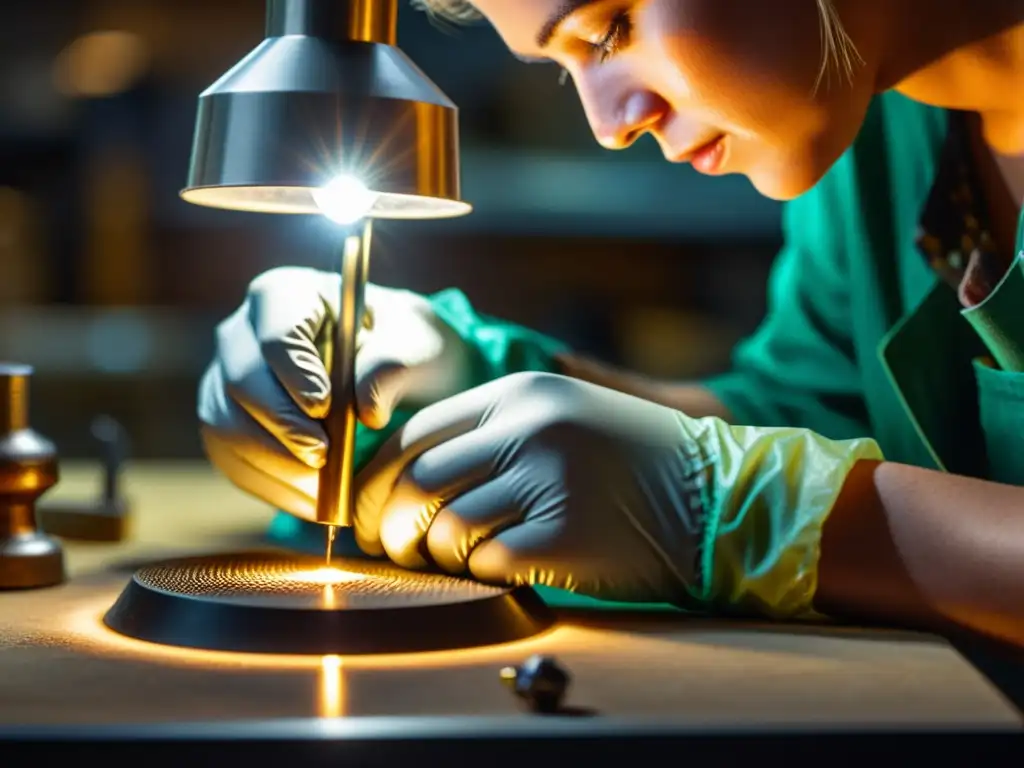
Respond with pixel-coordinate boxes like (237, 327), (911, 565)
(198, 266), (567, 520)
(351, 372), (883, 616)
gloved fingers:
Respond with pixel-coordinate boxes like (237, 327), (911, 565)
(200, 357), (305, 464)
(199, 362), (322, 487)
(399, 422), (506, 497)
(215, 307), (328, 468)
(368, 426), (508, 569)
(199, 409), (320, 505)
(467, 523), (576, 591)
(200, 427), (318, 520)
(385, 375), (513, 451)
(354, 356), (412, 430)
(351, 380), (515, 560)
(425, 474), (524, 575)
(351, 381), (506, 554)
(246, 266), (339, 419)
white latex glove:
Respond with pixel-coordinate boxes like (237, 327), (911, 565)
(197, 266), (472, 518)
(350, 371), (700, 603)
(350, 371), (881, 610)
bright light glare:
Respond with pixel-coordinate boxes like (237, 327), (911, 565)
(312, 174), (378, 225)
(286, 567), (366, 585)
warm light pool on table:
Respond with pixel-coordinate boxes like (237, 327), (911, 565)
(265, 511), (682, 612)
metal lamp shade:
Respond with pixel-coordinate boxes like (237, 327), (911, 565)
(180, 0), (470, 220)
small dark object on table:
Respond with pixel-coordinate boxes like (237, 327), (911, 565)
(38, 415), (131, 542)
(500, 655), (571, 714)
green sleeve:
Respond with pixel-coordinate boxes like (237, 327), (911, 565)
(703, 183), (872, 440)
(428, 288), (571, 381)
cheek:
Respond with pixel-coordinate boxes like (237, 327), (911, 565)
(743, 144), (833, 200)
(740, 85), (873, 200)
(646, 0), (823, 128)
(646, 0), (872, 198)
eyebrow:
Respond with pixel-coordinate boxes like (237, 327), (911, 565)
(535, 0), (602, 48)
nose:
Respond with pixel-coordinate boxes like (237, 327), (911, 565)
(590, 90), (667, 150)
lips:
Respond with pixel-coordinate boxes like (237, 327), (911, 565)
(671, 134), (727, 175)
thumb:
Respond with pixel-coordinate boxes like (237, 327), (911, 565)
(247, 267), (340, 420)
(352, 288), (452, 429)
(354, 343), (415, 430)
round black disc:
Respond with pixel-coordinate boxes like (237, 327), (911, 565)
(103, 551), (555, 655)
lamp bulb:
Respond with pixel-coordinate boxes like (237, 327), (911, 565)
(312, 174), (378, 225)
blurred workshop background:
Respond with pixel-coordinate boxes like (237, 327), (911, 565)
(0, 0), (783, 461)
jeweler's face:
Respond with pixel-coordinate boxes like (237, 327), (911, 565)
(472, 0), (877, 199)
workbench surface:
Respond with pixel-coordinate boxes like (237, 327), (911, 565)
(1, 461), (1021, 729)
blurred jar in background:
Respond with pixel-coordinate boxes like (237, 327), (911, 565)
(0, 186), (46, 305)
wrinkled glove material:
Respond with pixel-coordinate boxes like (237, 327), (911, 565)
(267, 288), (882, 621)
(686, 416), (883, 619)
(269, 289), (570, 553)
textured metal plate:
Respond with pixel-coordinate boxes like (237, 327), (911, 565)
(133, 552), (506, 609)
(102, 551), (554, 655)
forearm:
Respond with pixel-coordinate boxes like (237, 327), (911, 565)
(816, 460), (1024, 647)
(554, 352), (735, 421)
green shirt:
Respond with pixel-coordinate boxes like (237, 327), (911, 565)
(704, 91), (1024, 486)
